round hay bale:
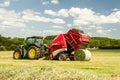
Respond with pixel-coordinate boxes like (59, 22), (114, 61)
(74, 49), (91, 61)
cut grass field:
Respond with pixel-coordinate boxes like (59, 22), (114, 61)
(0, 49), (120, 80)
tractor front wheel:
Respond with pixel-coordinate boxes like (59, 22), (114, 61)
(28, 46), (40, 59)
(13, 50), (22, 59)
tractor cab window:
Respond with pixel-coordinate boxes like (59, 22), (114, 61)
(35, 38), (43, 44)
(26, 38), (34, 44)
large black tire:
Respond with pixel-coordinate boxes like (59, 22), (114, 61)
(27, 46), (40, 59)
(13, 49), (22, 59)
(69, 57), (74, 61)
(58, 54), (67, 61)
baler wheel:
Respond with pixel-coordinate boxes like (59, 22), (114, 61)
(69, 57), (74, 60)
(58, 54), (67, 61)
(13, 50), (22, 59)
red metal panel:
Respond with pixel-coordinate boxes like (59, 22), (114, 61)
(64, 28), (89, 50)
(48, 34), (67, 55)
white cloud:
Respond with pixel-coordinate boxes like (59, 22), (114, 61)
(0, 8), (66, 37)
(52, 25), (64, 29)
(44, 7), (119, 26)
(44, 7), (120, 26)
(0, 0), (10, 7)
(73, 20), (90, 25)
(21, 29), (42, 36)
(22, 14), (65, 24)
(43, 30), (63, 35)
(41, 0), (59, 5)
(96, 29), (112, 35)
(1, 21), (26, 28)
(51, 0), (59, 4)
(58, 9), (69, 17)
(41, 0), (49, 5)
(0, 7), (66, 37)
(96, 30), (104, 34)
(0, 8), (26, 28)
(42, 1), (49, 5)
(22, 9), (40, 15)
(69, 7), (95, 18)
(22, 9), (65, 24)
(89, 25), (103, 30)
(44, 9), (69, 17)
(69, 7), (97, 26)
(112, 8), (119, 11)
(21, 29), (63, 37)
(51, 18), (65, 24)
(44, 10), (57, 16)
(68, 7), (120, 26)
(67, 24), (72, 27)
(87, 32), (93, 36)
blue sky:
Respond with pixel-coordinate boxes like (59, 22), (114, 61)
(0, 0), (120, 39)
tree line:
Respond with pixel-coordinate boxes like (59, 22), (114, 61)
(0, 35), (120, 51)
(89, 37), (120, 49)
(0, 35), (24, 51)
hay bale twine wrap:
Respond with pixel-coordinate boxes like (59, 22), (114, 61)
(74, 49), (91, 61)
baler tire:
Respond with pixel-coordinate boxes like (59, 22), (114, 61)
(69, 57), (74, 61)
(13, 50), (22, 59)
(58, 54), (67, 61)
(27, 46), (40, 59)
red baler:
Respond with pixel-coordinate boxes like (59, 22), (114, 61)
(46, 28), (91, 61)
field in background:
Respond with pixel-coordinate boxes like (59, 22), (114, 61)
(0, 49), (120, 80)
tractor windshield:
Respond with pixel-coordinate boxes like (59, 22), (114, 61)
(26, 37), (43, 45)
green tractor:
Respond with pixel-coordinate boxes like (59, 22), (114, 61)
(13, 36), (47, 59)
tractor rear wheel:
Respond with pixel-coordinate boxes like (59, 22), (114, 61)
(58, 54), (67, 61)
(13, 50), (22, 59)
(27, 46), (40, 59)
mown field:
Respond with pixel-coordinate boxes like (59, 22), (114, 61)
(0, 49), (120, 80)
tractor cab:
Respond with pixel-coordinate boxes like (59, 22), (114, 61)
(26, 36), (43, 45)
